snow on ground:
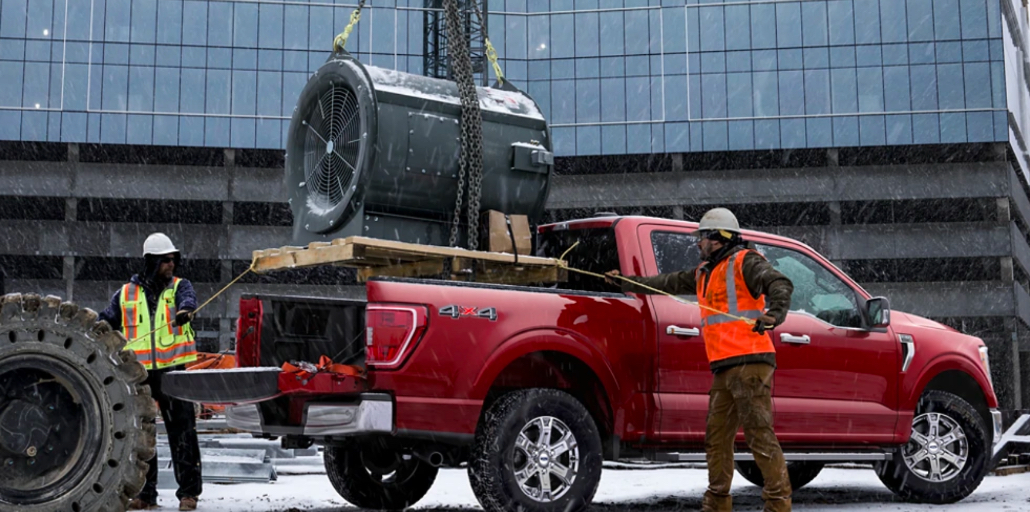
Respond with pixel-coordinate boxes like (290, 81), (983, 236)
(155, 466), (1030, 511)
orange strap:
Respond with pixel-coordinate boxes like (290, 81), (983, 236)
(282, 355), (363, 380)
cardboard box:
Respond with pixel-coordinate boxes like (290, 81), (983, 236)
(481, 210), (532, 255)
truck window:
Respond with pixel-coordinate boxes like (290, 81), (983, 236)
(754, 243), (863, 328)
(537, 227), (620, 293)
(651, 231), (702, 300)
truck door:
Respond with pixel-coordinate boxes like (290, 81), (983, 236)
(752, 242), (899, 444)
(637, 225), (710, 444)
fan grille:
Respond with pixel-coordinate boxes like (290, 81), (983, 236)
(303, 83), (362, 210)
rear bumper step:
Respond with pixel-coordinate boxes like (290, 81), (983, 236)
(226, 393), (393, 436)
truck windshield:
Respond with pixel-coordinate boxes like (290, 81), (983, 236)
(537, 227), (620, 293)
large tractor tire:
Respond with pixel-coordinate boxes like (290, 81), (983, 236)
(0, 294), (156, 512)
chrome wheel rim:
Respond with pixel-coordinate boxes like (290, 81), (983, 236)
(511, 416), (579, 502)
(903, 412), (969, 482)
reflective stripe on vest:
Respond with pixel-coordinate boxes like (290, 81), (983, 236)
(120, 278), (197, 370)
(696, 250), (776, 363)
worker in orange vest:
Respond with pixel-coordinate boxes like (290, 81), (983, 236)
(607, 207), (794, 512)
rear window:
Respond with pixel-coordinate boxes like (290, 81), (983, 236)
(537, 227), (620, 293)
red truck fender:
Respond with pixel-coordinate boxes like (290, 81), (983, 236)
(896, 352), (996, 443)
(470, 328), (621, 407)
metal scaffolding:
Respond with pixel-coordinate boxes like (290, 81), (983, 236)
(423, 0), (488, 86)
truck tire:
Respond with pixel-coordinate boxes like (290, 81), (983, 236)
(734, 460), (824, 491)
(468, 388), (603, 512)
(0, 294), (156, 512)
(875, 390), (989, 504)
(324, 438), (438, 510)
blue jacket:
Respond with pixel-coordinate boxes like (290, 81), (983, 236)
(98, 274), (197, 331)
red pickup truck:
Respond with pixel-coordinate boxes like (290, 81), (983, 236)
(166, 215), (1004, 512)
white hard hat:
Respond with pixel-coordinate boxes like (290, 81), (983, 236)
(692, 208), (741, 236)
(143, 233), (179, 256)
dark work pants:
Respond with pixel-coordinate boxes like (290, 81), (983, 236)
(138, 366), (203, 503)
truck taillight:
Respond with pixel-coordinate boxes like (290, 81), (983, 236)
(365, 305), (428, 368)
(236, 297), (263, 367)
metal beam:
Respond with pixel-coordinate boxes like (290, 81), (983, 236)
(547, 163), (1013, 209)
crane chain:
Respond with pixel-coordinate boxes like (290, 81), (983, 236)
(444, 0), (486, 251)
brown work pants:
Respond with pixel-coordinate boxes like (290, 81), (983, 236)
(703, 363), (791, 512)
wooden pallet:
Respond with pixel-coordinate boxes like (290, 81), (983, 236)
(251, 236), (567, 285)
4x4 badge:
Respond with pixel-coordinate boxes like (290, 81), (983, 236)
(440, 305), (498, 321)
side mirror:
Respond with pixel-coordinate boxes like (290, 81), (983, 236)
(863, 297), (891, 330)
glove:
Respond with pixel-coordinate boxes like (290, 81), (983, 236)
(174, 310), (193, 327)
(752, 313), (777, 335)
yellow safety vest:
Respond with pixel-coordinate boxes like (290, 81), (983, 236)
(120, 277), (197, 370)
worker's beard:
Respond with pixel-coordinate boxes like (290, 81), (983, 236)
(143, 255), (175, 290)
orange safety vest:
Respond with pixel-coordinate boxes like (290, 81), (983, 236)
(696, 250), (775, 363)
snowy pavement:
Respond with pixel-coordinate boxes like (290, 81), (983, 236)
(153, 466), (1030, 511)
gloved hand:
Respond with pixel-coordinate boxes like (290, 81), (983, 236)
(604, 270), (621, 285)
(174, 310), (193, 327)
(752, 313), (777, 335)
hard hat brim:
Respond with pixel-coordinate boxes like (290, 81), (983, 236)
(145, 249), (180, 256)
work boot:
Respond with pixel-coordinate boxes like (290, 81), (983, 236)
(179, 496), (198, 511)
(127, 498), (159, 510)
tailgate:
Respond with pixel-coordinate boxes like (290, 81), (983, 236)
(163, 367), (366, 405)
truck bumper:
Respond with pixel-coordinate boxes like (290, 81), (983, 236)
(227, 393), (393, 436)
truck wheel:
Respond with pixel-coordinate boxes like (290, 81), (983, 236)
(468, 388), (603, 512)
(324, 438), (438, 510)
(875, 390), (989, 504)
(0, 294), (156, 512)
(734, 460), (824, 491)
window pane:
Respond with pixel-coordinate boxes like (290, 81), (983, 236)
(154, 67), (179, 112)
(879, 0), (907, 43)
(751, 4), (776, 50)
(937, 63), (965, 109)
(576, 79), (600, 123)
(128, 66), (154, 111)
(801, 2), (828, 47)
(779, 71), (805, 116)
(831, 68), (858, 113)
(601, 78), (626, 122)
(534, 13), (555, 58)
(964, 62), (991, 108)
(776, 2), (802, 48)
(232, 71), (256, 115)
(552, 80), (575, 123)
(884, 67), (911, 111)
(756, 244), (862, 328)
(854, 0), (881, 44)
(857, 67), (884, 112)
(574, 12), (598, 57)
(805, 69), (831, 114)
(827, 0), (855, 46)
(700, 7), (725, 52)
(182, 1), (207, 46)
(101, 65), (127, 110)
(727, 73), (754, 117)
(910, 65), (939, 110)
(627, 77), (650, 121)
(208, 2), (233, 47)
(233, 2), (258, 48)
(934, 0), (960, 40)
(702, 74), (727, 118)
(259, 4), (284, 49)
(907, 0), (934, 42)
(652, 231), (701, 300)
(753, 71), (779, 117)
(553, 14), (575, 58)
(960, 0), (987, 39)
(206, 70), (230, 114)
(131, 0), (157, 43)
(284, 6), (308, 50)
(726, 6), (751, 51)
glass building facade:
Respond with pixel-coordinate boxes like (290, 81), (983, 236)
(0, 0), (1017, 158)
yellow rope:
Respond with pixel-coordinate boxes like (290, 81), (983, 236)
(557, 242), (757, 325)
(333, 1), (366, 53)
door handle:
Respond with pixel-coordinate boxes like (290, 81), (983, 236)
(666, 325), (701, 337)
(780, 333), (811, 345)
